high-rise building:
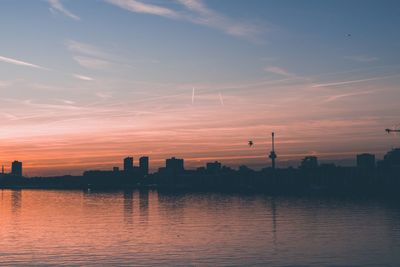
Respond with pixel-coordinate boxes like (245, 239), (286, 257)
(11, 161), (22, 177)
(357, 153), (375, 170)
(166, 157), (184, 174)
(139, 156), (149, 175)
(124, 157), (133, 172)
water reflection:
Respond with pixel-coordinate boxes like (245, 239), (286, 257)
(139, 189), (149, 221)
(0, 189), (399, 266)
(271, 197), (277, 246)
(123, 190), (133, 225)
(11, 189), (21, 213)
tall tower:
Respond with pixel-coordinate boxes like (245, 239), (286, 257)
(269, 132), (277, 169)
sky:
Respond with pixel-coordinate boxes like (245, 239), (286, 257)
(0, 0), (400, 176)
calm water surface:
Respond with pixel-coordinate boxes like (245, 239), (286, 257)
(1, 189), (400, 266)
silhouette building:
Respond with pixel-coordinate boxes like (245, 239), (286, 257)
(11, 161), (22, 177)
(301, 156), (319, 169)
(124, 157), (134, 172)
(206, 161), (222, 173)
(166, 157), (184, 174)
(357, 153), (375, 170)
(139, 156), (149, 175)
(382, 148), (400, 168)
(113, 166), (120, 172)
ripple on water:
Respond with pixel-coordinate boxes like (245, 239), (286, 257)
(0, 190), (400, 266)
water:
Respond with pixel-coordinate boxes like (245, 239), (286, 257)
(1, 189), (400, 266)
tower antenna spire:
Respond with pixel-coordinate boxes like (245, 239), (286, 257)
(269, 132), (277, 169)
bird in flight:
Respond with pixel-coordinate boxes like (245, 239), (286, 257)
(248, 140), (253, 147)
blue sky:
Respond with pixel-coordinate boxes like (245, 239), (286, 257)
(0, 0), (400, 175)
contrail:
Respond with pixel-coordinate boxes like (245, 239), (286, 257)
(312, 74), (400, 88)
(0, 55), (48, 70)
(324, 90), (376, 102)
(219, 92), (224, 106)
(73, 74), (94, 81)
(0, 55), (95, 82)
(192, 87), (195, 104)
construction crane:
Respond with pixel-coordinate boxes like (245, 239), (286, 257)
(386, 128), (400, 133)
(269, 132), (277, 169)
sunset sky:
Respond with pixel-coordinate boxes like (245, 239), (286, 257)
(1, 0), (400, 176)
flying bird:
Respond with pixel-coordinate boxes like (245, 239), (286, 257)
(248, 140), (253, 147)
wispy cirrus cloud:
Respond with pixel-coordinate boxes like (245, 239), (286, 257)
(73, 56), (112, 70)
(96, 92), (113, 99)
(105, 0), (264, 41)
(66, 40), (109, 59)
(0, 80), (13, 88)
(0, 55), (47, 70)
(105, 0), (179, 19)
(264, 66), (310, 82)
(48, 0), (80, 21)
(264, 66), (294, 77)
(66, 40), (118, 70)
(176, 0), (262, 39)
(73, 74), (94, 81)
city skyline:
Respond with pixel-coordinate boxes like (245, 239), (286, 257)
(1, 146), (398, 195)
(0, 145), (395, 178)
(1, 0), (400, 176)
